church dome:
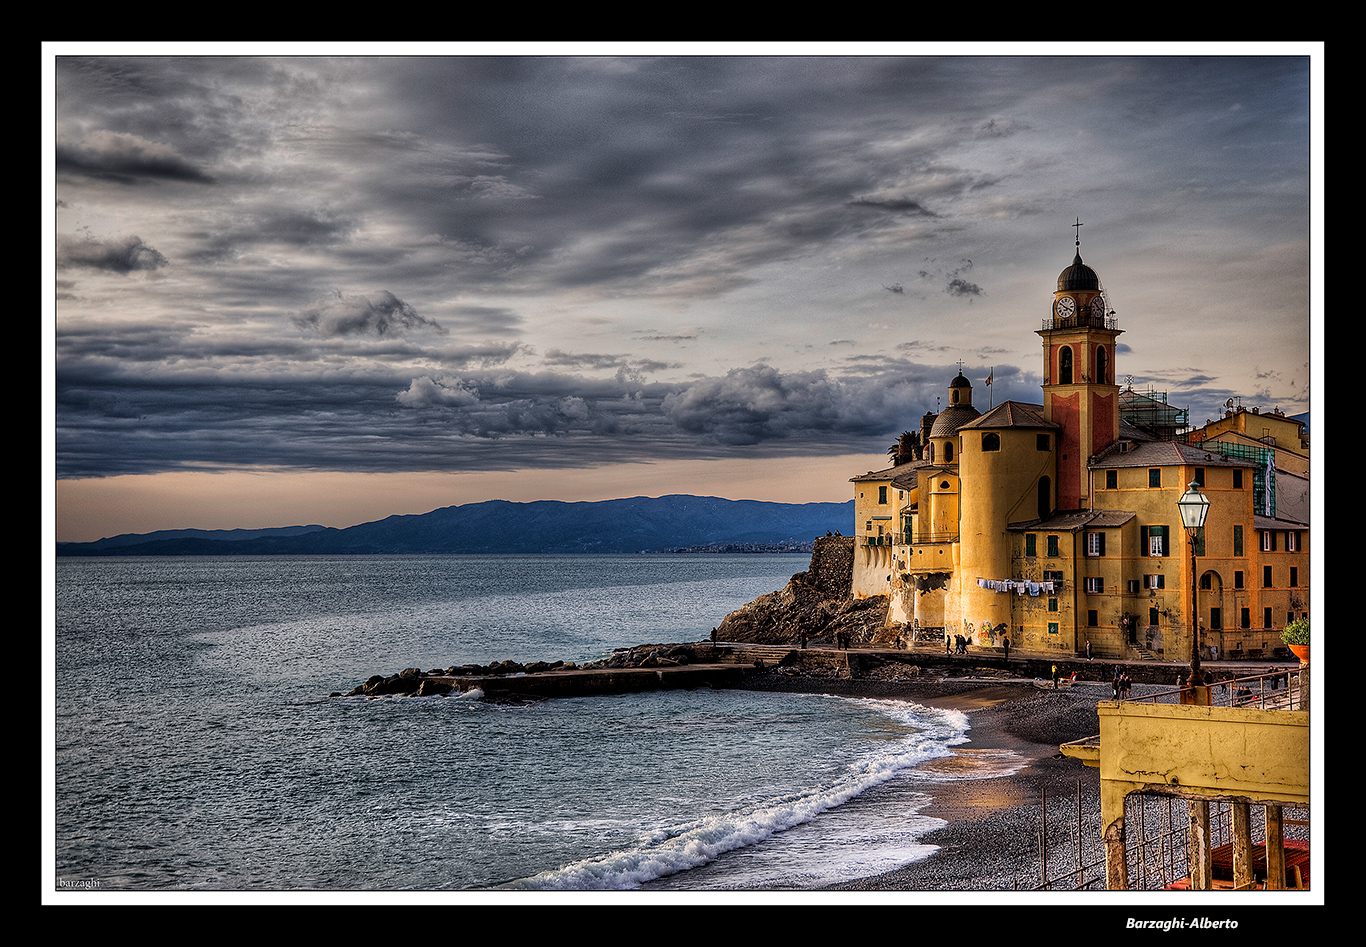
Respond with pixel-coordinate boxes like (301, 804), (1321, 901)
(929, 403), (981, 439)
(1057, 251), (1100, 292)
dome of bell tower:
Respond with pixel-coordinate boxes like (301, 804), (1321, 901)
(1057, 251), (1100, 292)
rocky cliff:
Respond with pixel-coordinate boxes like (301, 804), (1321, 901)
(713, 536), (893, 645)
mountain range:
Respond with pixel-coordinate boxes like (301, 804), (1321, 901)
(56, 495), (856, 556)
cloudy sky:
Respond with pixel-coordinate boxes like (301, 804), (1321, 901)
(46, 46), (1321, 542)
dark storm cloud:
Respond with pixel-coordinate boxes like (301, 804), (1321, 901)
(56, 129), (214, 184)
(51, 52), (1315, 487)
(293, 290), (445, 338)
(57, 233), (168, 273)
(54, 350), (955, 479)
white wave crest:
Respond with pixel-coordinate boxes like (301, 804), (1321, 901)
(502, 696), (970, 891)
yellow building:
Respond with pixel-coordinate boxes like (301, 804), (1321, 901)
(850, 239), (1310, 661)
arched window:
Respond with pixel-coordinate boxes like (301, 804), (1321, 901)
(981, 432), (1001, 452)
(1059, 347), (1073, 384)
(944, 441), (954, 462)
(1096, 345), (1109, 384)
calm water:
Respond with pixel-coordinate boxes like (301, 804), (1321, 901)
(52, 554), (1019, 895)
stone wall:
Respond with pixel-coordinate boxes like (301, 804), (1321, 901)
(806, 535), (854, 598)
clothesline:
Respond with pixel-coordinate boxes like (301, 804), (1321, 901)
(977, 577), (1056, 596)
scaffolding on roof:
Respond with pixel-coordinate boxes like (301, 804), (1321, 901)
(1119, 387), (1188, 440)
(1199, 441), (1277, 517)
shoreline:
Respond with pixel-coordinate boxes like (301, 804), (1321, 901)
(734, 669), (1109, 892)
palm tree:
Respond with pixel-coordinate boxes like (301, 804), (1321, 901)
(888, 430), (920, 465)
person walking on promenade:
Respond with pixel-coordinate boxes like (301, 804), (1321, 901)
(1086, 639), (1092, 661)
(1051, 664), (1059, 688)
(1002, 633), (1010, 661)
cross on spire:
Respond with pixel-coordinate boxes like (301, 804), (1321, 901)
(1073, 217), (1084, 249)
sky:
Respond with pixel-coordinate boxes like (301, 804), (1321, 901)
(45, 45), (1322, 543)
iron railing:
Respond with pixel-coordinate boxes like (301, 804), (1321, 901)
(1118, 668), (1304, 710)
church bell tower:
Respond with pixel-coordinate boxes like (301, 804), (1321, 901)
(1037, 221), (1123, 510)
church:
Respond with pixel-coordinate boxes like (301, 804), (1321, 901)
(849, 236), (1310, 663)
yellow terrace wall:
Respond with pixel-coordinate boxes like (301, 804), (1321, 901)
(1096, 701), (1309, 807)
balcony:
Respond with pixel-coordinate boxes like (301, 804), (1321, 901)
(1041, 312), (1119, 332)
(861, 532), (958, 546)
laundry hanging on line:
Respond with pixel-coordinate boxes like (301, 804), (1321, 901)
(977, 577), (1055, 595)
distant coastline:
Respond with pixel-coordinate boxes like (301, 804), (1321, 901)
(56, 494), (853, 557)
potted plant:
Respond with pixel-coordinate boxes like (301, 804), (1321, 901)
(1281, 617), (1310, 664)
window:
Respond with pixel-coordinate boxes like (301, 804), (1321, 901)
(1037, 433), (1050, 451)
(1084, 576), (1104, 594)
(1263, 608), (1273, 629)
(1048, 597), (1058, 612)
(1048, 622), (1059, 636)
(1233, 469), (1244, 489)
(1210, 608), (1222, 630)
(1286, 531), (1297, 552)
(1044, 570), (1064, 584)
(1233, 525), (1243, 557)
(1194, 467), (1205, 486)
(1096, 346), (1109, 384)
(1263, 566), (1273, 588)
(1262, 531), (1275, 552)
(1148, 468), (1161, 488)
(1141, 525), (1169, 557)
(1200, 572), (1213, 590)
(878, 486), (887, 504)
(1085, 532), (1105, 556)
(1059, 347), (1073, 384)
(1088, 609), (1099, 627)
(1234, 570), (1244, 589)
(1290, 566), (1298, 587)
(1149, 607), (1159, 626)
(1144, 574), (1165, 590)
(1241, 608), (1250, 629)
(945, 442), (954, 462)
(982, 433), (1000, 451)
(1046, 535), (1059, 557)
(1105, 469), (1117, 489)
(1025, 534), (1037, 557)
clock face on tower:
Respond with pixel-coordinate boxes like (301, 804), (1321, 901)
(1055, 295), (1075, 318)
(1091, 295), (1107, 318)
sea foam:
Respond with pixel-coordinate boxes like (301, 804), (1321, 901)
(503, 697), (969, 890)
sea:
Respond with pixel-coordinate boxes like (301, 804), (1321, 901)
(50, 553), (1027, 898)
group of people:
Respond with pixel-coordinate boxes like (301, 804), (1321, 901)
(946, 634), (971, 654)
(1111, 668), (1133, 699)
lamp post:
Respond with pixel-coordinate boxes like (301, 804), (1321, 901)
(1177, 481), (1210, 702)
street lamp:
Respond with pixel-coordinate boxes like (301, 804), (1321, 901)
(1177, 481), (1211, 701)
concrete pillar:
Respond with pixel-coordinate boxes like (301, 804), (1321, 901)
(1265, 805), (1285, 890)
(1187, 800), (1213, 890)
(1231, 803), (1254, 890)
(1101, 781), (1129, 890)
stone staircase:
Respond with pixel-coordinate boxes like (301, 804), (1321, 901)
(713, 644), (799, 666)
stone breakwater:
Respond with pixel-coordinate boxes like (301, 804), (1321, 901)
(337, 642), (758, 700)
